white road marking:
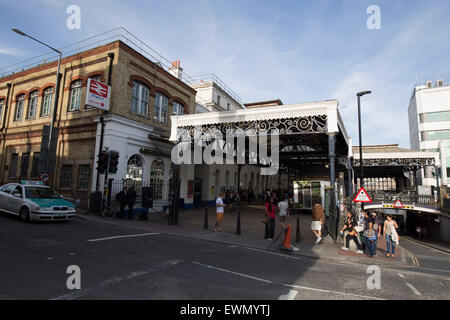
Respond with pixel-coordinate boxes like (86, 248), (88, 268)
(191, 261), (272, 284)
(87, 232), (159, 242)
(278, 289), (298, 300)
(284, 284), (385, 300)
(406, 282), (422, 296)
(47, 257), (54, 260)
(51, 259), (183, 300)
(398, 273), (405, 279)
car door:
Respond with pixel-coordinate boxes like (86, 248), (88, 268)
(9, 185), (24, 215)
(0, 184), (15, 213)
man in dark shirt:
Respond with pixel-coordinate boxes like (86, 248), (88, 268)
(125, 186), (137, 220)
(115, 186), (127, 219)
(340, 211), (363, 253)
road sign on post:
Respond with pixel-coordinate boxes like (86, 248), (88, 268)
(353, 187), (372, 203)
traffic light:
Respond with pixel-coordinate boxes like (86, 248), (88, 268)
(108, 150), (119, 174)
(97, 151), (108, 174)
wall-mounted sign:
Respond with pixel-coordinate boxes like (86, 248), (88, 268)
(85, 78), (111, 111)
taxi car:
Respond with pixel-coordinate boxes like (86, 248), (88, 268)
(0, 181), (76, 222)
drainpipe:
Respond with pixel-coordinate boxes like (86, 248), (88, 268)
(0, 83), (12, 183)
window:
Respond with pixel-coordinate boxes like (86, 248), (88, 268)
(9, 153), (18, 178)
(420, 111), (450, 123)
(77, 165), (90, 190)
(15, 94), (25, 120)
(150, 159), (164, 200)
(31, 153), (40, 178)
(173, 101), (184, 116)
(421, 130), (450, 141)
(216, 95), (221, 106)
(131, 81), (149, 117)
(28, 91), (38, 118)
(126, 155), (143, 181)
(0, 99), (4, 125)
(154, 93), (168, 123)
(41, 87), (53, 116)
(59, 165), (73, 189)
(69, 80), (83, 111)
(227, 103), (230, 111)
(20, 153), (30, 178)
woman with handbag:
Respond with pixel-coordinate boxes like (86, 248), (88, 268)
(384, 215), (399, 257)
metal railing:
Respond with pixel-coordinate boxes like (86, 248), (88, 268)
(364, 190), (437, 207)
(0, 27), (197, 86)
(416, 72), (450, 88)
(191, 73), (242, 104)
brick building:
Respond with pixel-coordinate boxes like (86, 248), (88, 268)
(0, 34), (196, 208)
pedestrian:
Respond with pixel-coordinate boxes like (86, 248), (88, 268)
(214, 192), (226, 232)
(362, 211), (377, 257)
(340, 211), (363, 254)
(125, 186), (137, 220)
(265, 198), (276, 240)
(115, 186), (127, 219)
(384, 215), (399, 257)
(416, 226), (422, 240)
(311, 203), (325, 244)
(278, 196), (289, 229)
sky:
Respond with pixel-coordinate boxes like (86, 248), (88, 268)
(1, 0), (450, 148)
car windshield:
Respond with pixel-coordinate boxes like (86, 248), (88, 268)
(25, 187), (61, 199)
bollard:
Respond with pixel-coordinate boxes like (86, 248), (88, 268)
(295, 215), (301, 243)
(203, 207), (208, 229)
(236, 209), (241, 235)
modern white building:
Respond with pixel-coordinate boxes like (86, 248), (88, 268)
(408, 76), (450, 187)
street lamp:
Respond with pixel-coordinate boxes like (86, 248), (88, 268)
(11, 28), (62, 160)
(357, 91), (371, 205)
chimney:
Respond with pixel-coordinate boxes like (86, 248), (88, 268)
(169, 60), (183, 80)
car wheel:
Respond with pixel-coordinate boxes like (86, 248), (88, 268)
(19, 207), (30, 222)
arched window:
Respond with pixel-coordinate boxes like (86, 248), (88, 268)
(28, 91), (38, 118)
(69, 80), (83, 111)
(154, 92), (168, 123)
(173, 101), (184, 116)
(15, 94), (25, 120)
(131, 81), (149, 117)
(41, 87), (53, 116)
(0, 99), (4, 125)
(151, 159), (164, 200)
(126, 155), (143, 181)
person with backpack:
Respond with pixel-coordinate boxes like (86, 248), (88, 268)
(362, 211), (378, 257)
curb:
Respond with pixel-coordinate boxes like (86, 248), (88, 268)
(402, 236), (450, 254)
(75, 214), (411, 268)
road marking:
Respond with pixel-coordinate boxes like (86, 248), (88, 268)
(403, 247), (420, 267)
(402, 237), (450, 256)
(191, 261), (272, 284)
(405, 282), (422, 296)
(398, 273), (422, 296)
(278, 289), (298, 300)
(284, 284), (385, 300)
(87, 232), (159, 242)
(51, 259), (182, 300)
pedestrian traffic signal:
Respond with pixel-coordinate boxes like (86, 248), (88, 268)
(97, 151), (108, 174)
(108, 150), (119, 174)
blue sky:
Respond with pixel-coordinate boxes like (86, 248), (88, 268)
(1, 0), (450, 148)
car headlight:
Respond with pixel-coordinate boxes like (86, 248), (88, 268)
(39, 207), (53, 213)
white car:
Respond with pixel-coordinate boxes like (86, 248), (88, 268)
(0, 181), (76, 222)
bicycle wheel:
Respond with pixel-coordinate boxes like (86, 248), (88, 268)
(102, 207), (116, 220)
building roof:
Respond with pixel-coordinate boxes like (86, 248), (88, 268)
(352, 144), (419, 154)
(244, 99), (283, 108)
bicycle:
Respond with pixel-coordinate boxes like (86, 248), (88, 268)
(102, 199), (120, 220)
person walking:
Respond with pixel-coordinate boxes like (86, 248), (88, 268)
(311, 204), (325, 244)
(214, 192), (226, 232)
(384, 215), (399, 257)
(125, 186), (137, 220)
(265, 198), (276, 240)
(278, 196), (289, 229)
(362, 211), (377, 257)
(115, 186), (127, 219)
(340, 211), (363, 254)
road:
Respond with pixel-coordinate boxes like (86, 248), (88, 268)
(0, 212), (449, 300)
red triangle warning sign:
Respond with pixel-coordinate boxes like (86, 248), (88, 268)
(393, 200), (403, 208)
(353, 187), (372, 203)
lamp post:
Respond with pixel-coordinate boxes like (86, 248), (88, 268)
(357, 91), (371, 209)
(12, 28), (62, 167)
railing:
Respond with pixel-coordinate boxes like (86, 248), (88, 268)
(191, 73), (242, 104)
(109, 179), (171, 204)
(362, 190), (437, 207)
(416, 72), (450, 88)
(0, 27), (197, 86)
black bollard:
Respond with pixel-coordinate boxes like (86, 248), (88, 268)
(296, 215), (301, 243)
(203, 207), (208, 229)
(236, 209), (241, 235)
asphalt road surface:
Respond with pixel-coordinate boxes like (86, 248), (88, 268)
(0, 212), (449, 300)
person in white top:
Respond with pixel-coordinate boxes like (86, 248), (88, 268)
(214, 192), (226, 232)
(277, 197), (289, 228)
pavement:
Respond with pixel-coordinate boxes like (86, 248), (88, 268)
(77, 202), (414, 268)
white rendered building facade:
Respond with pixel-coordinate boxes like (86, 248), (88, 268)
(408, 77), (450, 187)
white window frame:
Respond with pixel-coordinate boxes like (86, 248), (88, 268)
(0, 99), (4, 125)
(154, 93), (168, 123)
(173, 101), (184, 116)
(41, 87), (53, 116)
(69, 80), (83, 112)
(15, 94), (25, 120)
(131, 81), (149, 117)
(28, 91), (38, 118)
